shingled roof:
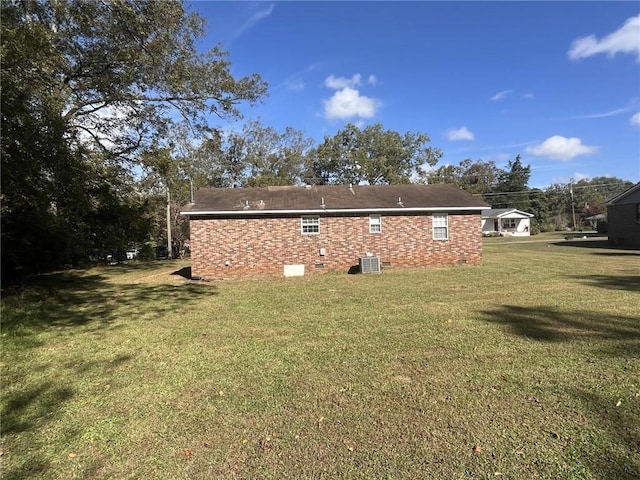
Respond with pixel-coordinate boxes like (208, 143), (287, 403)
(181, 184), (488, 216)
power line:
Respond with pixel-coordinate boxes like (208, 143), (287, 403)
(473, 180), (631, 198)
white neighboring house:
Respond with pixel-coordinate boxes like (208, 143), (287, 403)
(482, 208), (534, 237)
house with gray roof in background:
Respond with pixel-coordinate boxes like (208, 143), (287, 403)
(482, 208), (534, 237)
(180, 184), (489, 279)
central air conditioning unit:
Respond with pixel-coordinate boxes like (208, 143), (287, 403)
(359, 256), (381, 274)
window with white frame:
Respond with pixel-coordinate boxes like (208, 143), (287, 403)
(301, 216), (320, 234)
(503, 218), (516, 229)
(432, 214), (448, 240)
(369, 214), (382, 233)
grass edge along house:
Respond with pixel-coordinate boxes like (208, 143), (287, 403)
(181, 184), (489, 279)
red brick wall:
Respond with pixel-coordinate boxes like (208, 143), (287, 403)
(189, 212), (483, 279)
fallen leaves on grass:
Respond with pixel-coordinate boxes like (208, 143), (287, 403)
(260, 437), (273, 450)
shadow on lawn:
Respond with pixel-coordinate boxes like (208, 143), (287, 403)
(566, 274), (640, 292)
(481, 305), (640, 348)
(1, 353), (135, 480)
(551, 239), (640, 252)
(2, 270), (216, 333)
(1, 269), (215, 479)
(2, 382), (75, 435)
(171, 266), (192, 279)
(568, 387), (640, 479)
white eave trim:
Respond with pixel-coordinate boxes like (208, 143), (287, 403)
(494, 212), (534, 219)
(180, 206), (486, 216)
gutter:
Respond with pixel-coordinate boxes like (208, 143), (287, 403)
(180, 206), (487, 216)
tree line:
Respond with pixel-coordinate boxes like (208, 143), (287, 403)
(1, 1), (634, 280)
(426, 158), (632, 233)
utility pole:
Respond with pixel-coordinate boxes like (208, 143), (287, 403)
(569, 179), (577, 231)
(166, 187), (172, 259)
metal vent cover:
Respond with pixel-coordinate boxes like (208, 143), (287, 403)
(359, 256), (381, 274)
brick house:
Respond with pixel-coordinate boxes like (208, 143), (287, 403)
(605, 182), (640, 249)
(180, 184), (488, 279)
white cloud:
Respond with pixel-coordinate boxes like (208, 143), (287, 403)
(445, 127), (475, 141)
(526, 135), (598, 161)
(551, 173), (591, 185)
(323, 87), (380, 120)
(631, 112), (640, 125)
(552, 172), (592, 186)
(568, 15), (640, 62)
(234, 4), (275, 39)
(571, 106), (632, 119)
(325, 74), (362, 90)
(490, 89), (512, 101)
(523, 93), (535, 100)
(278, 63), (322, 92)
(284, 76), (304, 91)
(323, 73), (381, 120)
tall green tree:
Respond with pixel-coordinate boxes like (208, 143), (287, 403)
(489, 155), (532, 210)
(306, 123), (441, 185)
(541, 183), (574, 231)
(571, 177), (633, 213)
(457, 159), (501, 195)
(139, 146), (189, 256)
(242, 119), (313, 187)
(423, 159), (500, 196)
(86, 164), (154, 261)
(421, 164), (459, 185)
(215, 133), (247, 188)
(1, 0), (267, 277)
(25, 0), (266, 156)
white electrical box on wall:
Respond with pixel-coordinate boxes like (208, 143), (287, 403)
(283, 264), (305, 277)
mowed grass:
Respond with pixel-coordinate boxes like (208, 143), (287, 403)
(1, 239), (639, 479)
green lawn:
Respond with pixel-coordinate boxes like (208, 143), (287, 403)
(2, 239), (639, 479)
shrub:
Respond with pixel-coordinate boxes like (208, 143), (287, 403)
(138, 243), (156, 261)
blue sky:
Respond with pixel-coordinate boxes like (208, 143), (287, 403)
(189, 1), (640, 188)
